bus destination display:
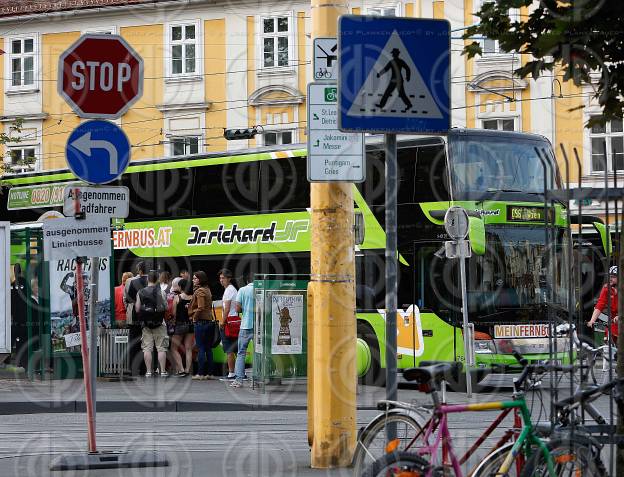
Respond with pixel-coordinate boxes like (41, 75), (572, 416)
(507, 205), (552, 222)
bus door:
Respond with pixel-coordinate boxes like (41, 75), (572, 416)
(396, 245), (418, 368)
(411, 240), (458, 364)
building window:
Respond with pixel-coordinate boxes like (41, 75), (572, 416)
(474, 3), (518, 55)
(9, 37), (36, 88)
(261, 16), (291, 68)
(5, 147), (37, 172)
(367, 5), (399, 16)
(171, 136), (200, 156)
(169, 24), (197, 75)
(482, 118), (516, 131)
(263, 130), (293, 146)
(589, 116), (624, 172)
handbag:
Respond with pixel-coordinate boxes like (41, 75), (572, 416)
(224, 315), (242, 339)
(211, 323), (222, 348)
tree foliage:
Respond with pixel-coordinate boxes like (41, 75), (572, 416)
(463, 1), (624, 127)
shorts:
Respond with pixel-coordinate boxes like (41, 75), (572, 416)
(174, 322), (194, 336)
(222, 335), (238, 354)
(141, 325), (169, 352)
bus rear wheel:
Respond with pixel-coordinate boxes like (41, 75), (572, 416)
(358, 323), (385, 386)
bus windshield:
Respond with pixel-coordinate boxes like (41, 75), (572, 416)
(451, 134), (560, 196)
(466, 227), (570, 315)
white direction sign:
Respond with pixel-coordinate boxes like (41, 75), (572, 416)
(313, 38), (338, 81)
(43, 217), (111, 261)
(63, 185), (129, 218)
(307, 82), (364, 182)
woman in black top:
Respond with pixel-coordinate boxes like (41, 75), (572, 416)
(170, 279), (195, 376)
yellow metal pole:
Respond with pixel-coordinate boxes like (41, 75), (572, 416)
(308, 0), (356, 468)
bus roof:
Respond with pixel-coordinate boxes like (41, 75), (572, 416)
(1, 128), (550, 187)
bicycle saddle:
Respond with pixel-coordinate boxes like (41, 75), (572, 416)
(403, 361), (462, 388)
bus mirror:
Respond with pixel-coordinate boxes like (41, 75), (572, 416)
(468, 217), (486, 255)
(354, 211), (365, 245)
(592, 222), (612, 254)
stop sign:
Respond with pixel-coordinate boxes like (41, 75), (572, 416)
(58, 34), (143, 119)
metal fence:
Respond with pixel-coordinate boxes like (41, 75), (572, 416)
(98, 328), (130, 377)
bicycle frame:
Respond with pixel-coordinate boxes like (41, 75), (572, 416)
(416, 400), (555, 477)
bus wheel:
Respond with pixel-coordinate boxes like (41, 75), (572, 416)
(357, 323), (384, 386)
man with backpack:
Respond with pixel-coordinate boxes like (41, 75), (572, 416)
(124, 261), (148, 375)
(135, 270), (169, 377)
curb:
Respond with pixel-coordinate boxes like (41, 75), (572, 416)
(0, 401), (379, 415)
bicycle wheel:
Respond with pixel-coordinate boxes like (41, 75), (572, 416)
(353, 413), (425, 476)
(519, 438), (602, 477)
(362, 452), (431, 477)
(471, 442), (523, 477)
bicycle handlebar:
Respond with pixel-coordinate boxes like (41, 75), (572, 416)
(512, 349), (587, 392)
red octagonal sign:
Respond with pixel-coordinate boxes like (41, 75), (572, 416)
(58, 34), (144, 119)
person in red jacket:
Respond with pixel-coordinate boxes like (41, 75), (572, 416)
(588, 266), (619, 343)
(114, 272), (134, 328)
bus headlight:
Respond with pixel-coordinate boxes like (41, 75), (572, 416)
(474, 331), (496, 354)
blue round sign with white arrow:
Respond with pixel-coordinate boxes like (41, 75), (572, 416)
(66, 120), (131, 184)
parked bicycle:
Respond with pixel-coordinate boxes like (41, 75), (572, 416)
(360, 356), (598, 476)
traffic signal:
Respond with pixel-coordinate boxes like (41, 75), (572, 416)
(223, 127), (259, 140)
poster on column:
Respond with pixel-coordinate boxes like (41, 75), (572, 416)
(270, 293), (303, 354)
(255, 290), (264, 354)
(49, 257), (111, 352)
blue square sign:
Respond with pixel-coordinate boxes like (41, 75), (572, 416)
(338, 16), (450, 134)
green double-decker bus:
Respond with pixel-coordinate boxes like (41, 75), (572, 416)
(1, 128), (572, 384)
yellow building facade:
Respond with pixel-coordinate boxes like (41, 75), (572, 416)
(0, 0), (614, 219)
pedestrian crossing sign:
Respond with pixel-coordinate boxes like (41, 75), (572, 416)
(338, 15), (450, 134)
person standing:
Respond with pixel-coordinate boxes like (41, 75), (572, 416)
(10, 264), (28, 368)
(135, 271), (169, 377)
(114, 272), (133, 328)
(170, 278), (195, 376)
(588, 265), (619, 344)
(189, 271), (217, 380)
(218, 269), (238, 381)
(160, 271), (172, 295)
(230, 273), (254, 388)
(124, 261), (148, 375)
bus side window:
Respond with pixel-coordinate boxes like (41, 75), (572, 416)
(414, 145), (450, 203)
(261, 156), (309, 212)
(195, 162), (259, 216)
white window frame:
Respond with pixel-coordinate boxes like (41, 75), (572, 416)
(480, 117), (517, 131)
(257, 13), (296, 73)
(5, 34), (39, 93)
(262, 129), (295, 146)
(366, 3), (401, 16)
(170, 135), (201, 157)
(165, 20), (202, 81)
(82, 27), (117, 35)
(588, 115), (624, 174)
(4, 144), (39, 173)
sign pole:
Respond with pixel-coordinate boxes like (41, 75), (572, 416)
(73, 189), (96, 453)
(458, 245), (473, 398)
(75, 258), (97, 452)
(88, 258), (100, 431)
(385, 133), (398, 427)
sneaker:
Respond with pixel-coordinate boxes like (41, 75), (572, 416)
(161, 371), (169, 377)
(145, 372), (153, 378)
(191, 374), (203, 380)
(219, 374), (236, 382)
(176, 371), (188, 377)
(230, 380), (243, 388)
(242, 375), (249, 381)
